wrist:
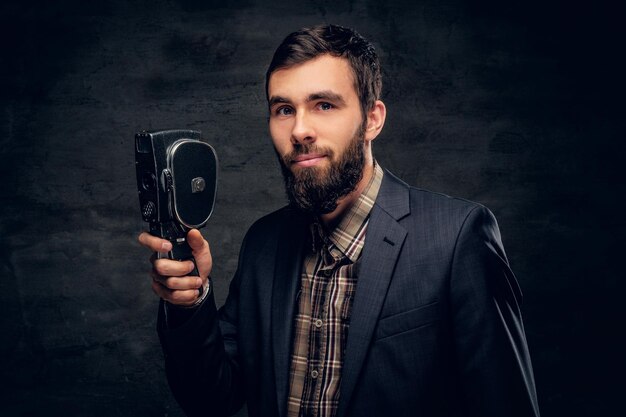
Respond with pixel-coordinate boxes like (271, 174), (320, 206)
(192, 277), (211, 307)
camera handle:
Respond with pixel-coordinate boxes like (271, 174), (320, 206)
(151, 221), (200, 277)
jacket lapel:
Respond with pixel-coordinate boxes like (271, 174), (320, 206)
(336, 171), (410, 417)
(272, 209), (308, 417)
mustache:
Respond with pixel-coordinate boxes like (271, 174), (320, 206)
(281, 144), (335, 165)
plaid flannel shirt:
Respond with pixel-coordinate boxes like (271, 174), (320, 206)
(286, 163), (384, 417)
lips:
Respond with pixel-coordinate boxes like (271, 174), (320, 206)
(291, 153), (327, 167)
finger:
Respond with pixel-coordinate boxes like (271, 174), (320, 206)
(138, 232), (172, 253)
(153, 274), (202, 291)
(151, 280), (200, 306)
(153, 258), (196, 277)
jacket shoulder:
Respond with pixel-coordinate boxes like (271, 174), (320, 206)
(242, 205), (305, 245)
(409, 186), (490, 218)
(378, 170), (499, 244)
(381, 169), (492, 223)
(408, 186), (500, 244)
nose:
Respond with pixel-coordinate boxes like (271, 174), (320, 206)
(291, 112), (315, 145)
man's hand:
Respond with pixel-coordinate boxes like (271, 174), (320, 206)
(138, 229), (213, 307)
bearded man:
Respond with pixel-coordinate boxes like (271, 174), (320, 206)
(139, 25), (540, 417)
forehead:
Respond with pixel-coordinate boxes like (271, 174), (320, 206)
(268, 54), (357, 101)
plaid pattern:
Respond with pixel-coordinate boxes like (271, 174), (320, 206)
(286, 163), (384, 417)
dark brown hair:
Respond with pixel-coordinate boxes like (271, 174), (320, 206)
(265, 24), (382, 116)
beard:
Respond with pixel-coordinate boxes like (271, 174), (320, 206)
(276, 126), (366, 215)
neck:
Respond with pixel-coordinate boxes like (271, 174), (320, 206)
(319, 155), (374, 228)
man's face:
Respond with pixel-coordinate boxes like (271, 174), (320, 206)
(267, 54), (368, 214)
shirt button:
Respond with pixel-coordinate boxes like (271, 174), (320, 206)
(311, 370), (319, 379)
(322, 269), (332, 277)
(314, 319), (323, 328)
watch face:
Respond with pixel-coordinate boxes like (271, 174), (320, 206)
(170, 140), (218, 228)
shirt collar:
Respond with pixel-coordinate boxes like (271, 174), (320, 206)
(310, 162), (384, 263)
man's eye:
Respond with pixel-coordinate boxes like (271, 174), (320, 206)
(276, 106), (294, 116)
(318, 102), (333, 111)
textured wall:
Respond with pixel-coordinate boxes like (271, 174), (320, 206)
(1, 0), (623, 416)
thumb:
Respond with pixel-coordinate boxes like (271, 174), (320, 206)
(187, 229), (213, 278)
(187, 228), (205, 251)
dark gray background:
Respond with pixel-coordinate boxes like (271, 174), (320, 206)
(1, 0), (624, 416)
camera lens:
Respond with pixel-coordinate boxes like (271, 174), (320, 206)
(142, 172), (156, 191)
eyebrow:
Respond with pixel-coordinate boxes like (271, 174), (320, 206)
(268, 90), (347, 108)
(268, 96), (290, 107)
(307, 90), (346, 106)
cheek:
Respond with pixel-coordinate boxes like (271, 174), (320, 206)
(268, 119), (276, 138)
(269, 121), (289, 153)
(322, 119), (361, 148)
(322, 111), (361, 136)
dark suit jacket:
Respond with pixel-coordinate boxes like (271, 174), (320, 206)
(157, 170), (540, 417)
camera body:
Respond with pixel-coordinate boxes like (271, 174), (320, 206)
(135, 129), (217, 263)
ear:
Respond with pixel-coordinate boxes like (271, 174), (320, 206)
(364, 100), (386, 142)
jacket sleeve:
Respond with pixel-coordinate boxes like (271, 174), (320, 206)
(449, 205), (540, 417)
(156, 233), (249, 417)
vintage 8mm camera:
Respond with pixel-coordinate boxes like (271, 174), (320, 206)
(135, 129), (217, 269)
